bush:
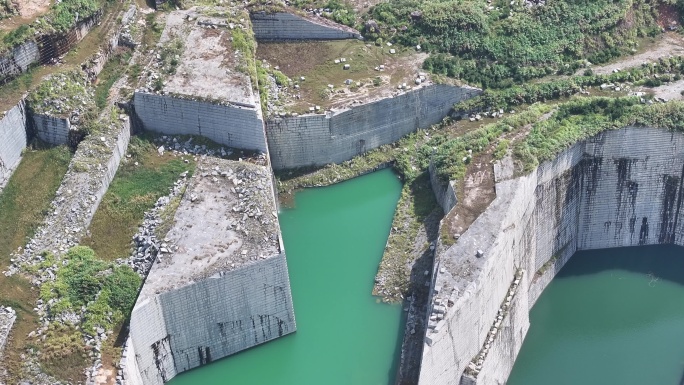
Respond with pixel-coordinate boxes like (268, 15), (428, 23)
(370, 0), (659, 87)
(58, 246), (108, 306)
(103, 265), (141, 314)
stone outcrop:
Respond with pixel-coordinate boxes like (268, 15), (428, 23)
(419, 126), (684, 384)
(429, 159), (457, 214)
(250, 11), (362, 40)
(266, 84), (481, 170)
(0, 101), (28, 191)
(126, 158), (295, 385)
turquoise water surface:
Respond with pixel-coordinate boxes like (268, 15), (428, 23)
(509, 245), (684, 385)
(170, 168), (404, 385)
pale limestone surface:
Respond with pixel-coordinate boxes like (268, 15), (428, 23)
(138, 157), (280, 300)
(158, 8), (256, 106)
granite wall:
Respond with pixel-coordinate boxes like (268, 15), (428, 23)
(0, 41), (40, 82)
(129, 253), (296, 385)
(266, 84), (481, 170)
(133, 92), (268, 153)
(419, 126), (684, 385)
(0, 101), (28, 190)
(429, 160), (457, 214)
(0, 12), (102, 84)
(250, 12), (361, 40)
(32, 114), (71, 145)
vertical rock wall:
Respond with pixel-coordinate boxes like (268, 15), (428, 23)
(419, 126), (684, 385)
(32, 114), (71, 145)
(0, 101), (28, 190)
(429, 160), (458, 214)
(0, 12), (102, 83)
(133, 92), (269, 153)
(129, 253), (296, 385)
(266, 84), (481, 170)
(250, 12), (362, 40)
(0, 41), (40, 82)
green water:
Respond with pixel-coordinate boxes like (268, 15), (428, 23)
(508, 245), (684, 385)
(169, 168), (404, 385)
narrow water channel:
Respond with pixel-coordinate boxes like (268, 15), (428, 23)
(508, 245), (684, 385)
(169, 168), (404, 385)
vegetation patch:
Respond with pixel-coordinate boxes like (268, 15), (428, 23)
(368, 0), (663, 88)
(456, 56), (684, 112)
(0, 0), (103, 53)
(39, 323), (89, 382)
(82, 134), (196, 262)
(432, 103), (552, 182)
(44, 0), (102, 33)
(95, 48), (133, 110)
(39, 247), (141, 331)
(514, 97), (684, 173)
(34, 246), (141, 381)
(0, 0), (19, 19)
(0, 146), (72, 265)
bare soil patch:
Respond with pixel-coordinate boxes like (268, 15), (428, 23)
(445, 153), (496, 242)
(0, 0), (51, 31)
(657, 3), (679, 30)
(584, 32), (684, 75)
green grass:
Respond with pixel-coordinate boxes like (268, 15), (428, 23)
(370, 0), (661, 88)
(95, 49), (132, 110)
(0, 145), (70, 383)
(0, 146), (71, 265)
(82, 135), (195, 261)
(515, 97), (684, 173)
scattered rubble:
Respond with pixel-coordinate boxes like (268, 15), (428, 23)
(464, 269), (524, 378)
(0, 306), (16, 355)
(137, 156), (281, 303)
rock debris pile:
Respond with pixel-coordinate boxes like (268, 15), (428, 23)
(465, 269), (524, 378)
(26, 71), (96, 122)
(4, 117), (130, 278)
(0, 306), (16, 354)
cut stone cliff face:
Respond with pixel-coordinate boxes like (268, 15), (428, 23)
(420, 126), (684, 385)
(127, 158), (296, 385)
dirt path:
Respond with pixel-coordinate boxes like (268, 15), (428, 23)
(580, 33), (684, 76)
(637, 79), (684, 100)
(444, 110), (556, 242)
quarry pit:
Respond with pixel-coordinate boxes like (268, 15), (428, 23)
(1, 1), (684, 385)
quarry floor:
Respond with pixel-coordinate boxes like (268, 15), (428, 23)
(256, 39), (429, 114)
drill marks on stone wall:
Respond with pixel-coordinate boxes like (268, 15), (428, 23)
(657, 163), (684, 244)
(151, 335), (175, 383)
(614, 157), (639, 242)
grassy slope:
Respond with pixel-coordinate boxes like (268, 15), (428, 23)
(0, 146), (71, 264)
(82, 135), (195, 262)
(0, 145), (71, 382)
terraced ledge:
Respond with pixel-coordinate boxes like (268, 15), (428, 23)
(2, 110), (130, 384)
